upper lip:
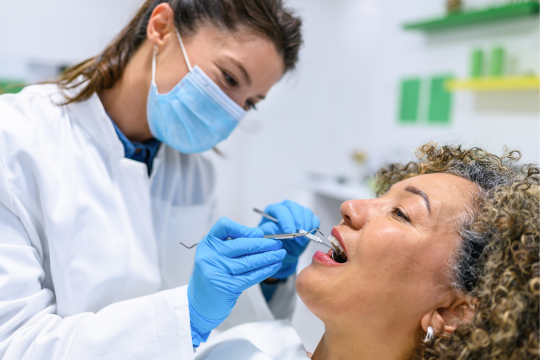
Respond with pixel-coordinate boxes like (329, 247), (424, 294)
(331, 228), (347, 256)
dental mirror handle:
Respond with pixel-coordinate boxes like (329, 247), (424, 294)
(253, 208), (279, 223)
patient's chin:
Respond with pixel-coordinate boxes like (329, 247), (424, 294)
(296, 265), (353, 326)
(295, 264), (330, 309)
(295, 271), (331, 322)
(295, 266), (317, 302)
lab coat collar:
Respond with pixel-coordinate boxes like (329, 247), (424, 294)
(66, 80), (165, 178)
(64, 78), (125, 160)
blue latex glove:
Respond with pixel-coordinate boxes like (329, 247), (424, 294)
(258, 200), (320, 279)
(188, 217), (286, 347)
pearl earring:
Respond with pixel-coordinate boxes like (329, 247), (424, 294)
(423, 326), (435, 343)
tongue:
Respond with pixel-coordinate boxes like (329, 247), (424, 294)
(324, 249), (339, 263)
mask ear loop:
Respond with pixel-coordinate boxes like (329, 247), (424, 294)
(152, 44), (158, 85)
(175, 28), (193, 72)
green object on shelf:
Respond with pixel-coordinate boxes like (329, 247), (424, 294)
(403, 1), (540, 31)
(428, 75), (453, 125)
(399, 78), (421, 123)
(470, 48), (484, 78)
(0, 79), (25, 95)
(489, 46), (505, 77)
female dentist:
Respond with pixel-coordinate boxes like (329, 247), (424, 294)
(0, 0), (319, 359)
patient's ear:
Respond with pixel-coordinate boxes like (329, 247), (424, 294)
(420, 295), (477, 337)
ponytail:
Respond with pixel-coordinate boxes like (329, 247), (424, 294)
(57, 0), (157, 104)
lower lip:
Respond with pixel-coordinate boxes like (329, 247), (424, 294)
(313, 250), (342, 266)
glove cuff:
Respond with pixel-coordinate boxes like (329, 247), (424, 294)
(189, 303), (228, 347)
(191, 328), (210, 348)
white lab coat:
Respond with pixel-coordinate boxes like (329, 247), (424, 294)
(0, 83), (295, 359)
(195, 320), (310, 360)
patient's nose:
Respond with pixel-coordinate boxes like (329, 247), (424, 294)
(340, 199), (368, 230)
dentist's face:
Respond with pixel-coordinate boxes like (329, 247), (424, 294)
(296, 173), (477, 337)
(154, 25), (284, 112)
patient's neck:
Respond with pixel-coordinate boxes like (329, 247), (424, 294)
(311, 322), (417, 360)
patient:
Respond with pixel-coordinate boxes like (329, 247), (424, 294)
(196, 143), (539, 360)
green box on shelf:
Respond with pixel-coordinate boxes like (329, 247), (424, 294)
(403, 1), (540, 31)
(399, 78), (421, 124)
(428, 75), (453, 125)
(489, 46), (505, 77)
(0, 80), (25, 95)
(470, 49), (484, 78)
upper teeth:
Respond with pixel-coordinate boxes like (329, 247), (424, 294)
(328, 235), (344, 253)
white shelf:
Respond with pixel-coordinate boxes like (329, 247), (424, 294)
(300, 176), (374, 201)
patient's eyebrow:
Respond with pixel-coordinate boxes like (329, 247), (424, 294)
(405, 185), (431, 214)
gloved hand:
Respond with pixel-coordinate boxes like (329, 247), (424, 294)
(188, 217), (286, 347)
(258, 200), (320, 279)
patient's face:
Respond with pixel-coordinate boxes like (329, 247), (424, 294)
(296, 173), (477, 334)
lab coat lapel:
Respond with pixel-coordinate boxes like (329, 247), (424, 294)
(68, 91), (159, 264)
(67, 92), (124, 161)
(57, 90), (161, 313)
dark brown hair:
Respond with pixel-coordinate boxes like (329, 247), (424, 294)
(57, 0), (302, 104)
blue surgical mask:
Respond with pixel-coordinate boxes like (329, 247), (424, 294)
(147, 29), (246, 153)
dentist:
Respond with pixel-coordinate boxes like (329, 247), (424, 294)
(0, 0), (318, 359)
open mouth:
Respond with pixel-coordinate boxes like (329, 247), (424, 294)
(328, 234), (347, 263)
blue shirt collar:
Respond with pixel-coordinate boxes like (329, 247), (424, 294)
(110, 120), (161, 176)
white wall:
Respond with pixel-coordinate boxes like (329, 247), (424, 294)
(365, 0), (539, 165)
(0, 0), (143, 64)
(212, 0), (540, 227)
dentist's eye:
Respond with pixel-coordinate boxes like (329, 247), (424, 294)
(246, 100), (257, 111)
(223, 72), (238, 88)
(393, 207), (411, 223)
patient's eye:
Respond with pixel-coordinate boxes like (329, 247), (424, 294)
(393, 207), (411, 223)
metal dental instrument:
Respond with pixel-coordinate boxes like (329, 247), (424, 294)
(180, 242), (197, 249)
(312, 229), (325, 237)
(253, 209), (330, 247)
(253, 208), (279, 223)
(300, 229), (333, 250)
(264, 228), (333, 250)
(253, 209), (325, 237)
(263, 232), (308, 239)
(180, 210), (328, 250)
(181, 208), (277, 249)
(180, 233), (305, 249)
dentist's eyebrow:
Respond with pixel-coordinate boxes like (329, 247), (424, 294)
(227, 56), (252, 86)
(405, 185), (431, 214)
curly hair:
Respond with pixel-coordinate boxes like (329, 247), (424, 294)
(375, 143), (539, 360)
